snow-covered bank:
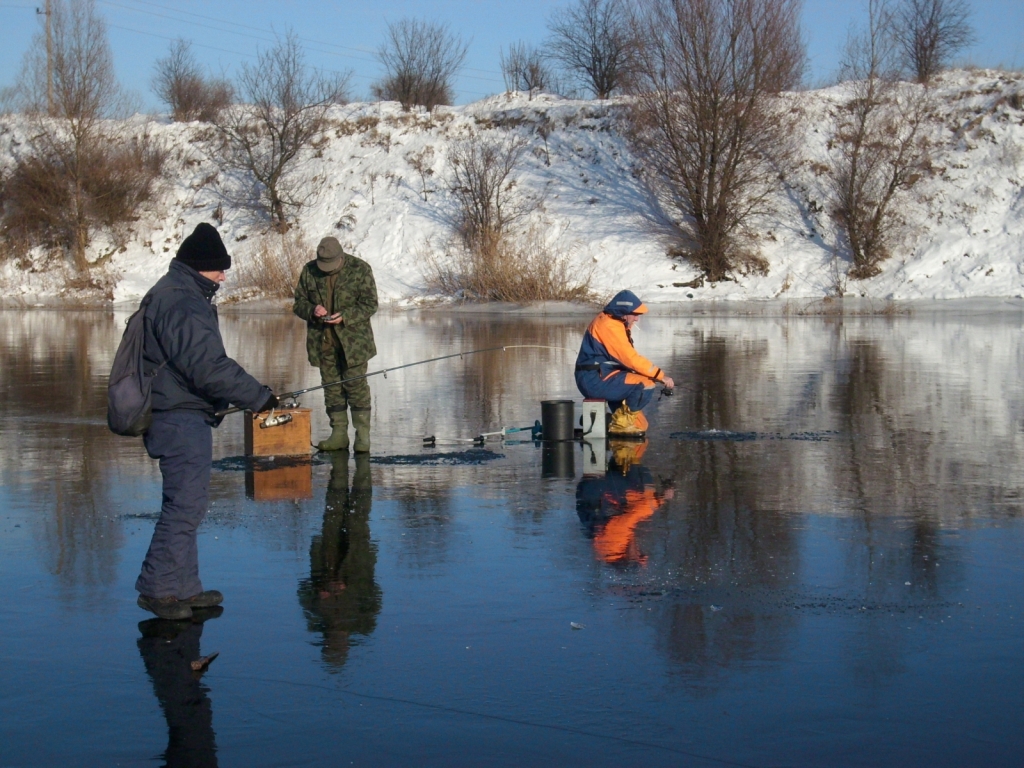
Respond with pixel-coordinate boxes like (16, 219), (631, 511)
(1, 69), (1022, 306)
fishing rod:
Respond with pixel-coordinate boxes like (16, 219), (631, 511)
(216, 345), (575, 419)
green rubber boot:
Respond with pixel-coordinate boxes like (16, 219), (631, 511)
(317, 410), (350, 452)
(351, 408), (371, 454)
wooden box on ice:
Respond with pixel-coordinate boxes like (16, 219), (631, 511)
(243, 407), (312, 457)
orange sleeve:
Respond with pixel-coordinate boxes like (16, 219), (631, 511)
(592, 314), (663, 381)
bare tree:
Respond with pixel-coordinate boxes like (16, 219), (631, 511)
(211, 31), (350, 230)
(894, 0), (974, 83)
(152, 39), (233, 122)
(500, 41), (552, 98)
(372, 19), (468, 111)
(447, 135), (537, 249)
(1, 0), (162, 274)
(626, 0), (805, 282)
(829, 0), (931, 279)
(546, 0), (635, 99)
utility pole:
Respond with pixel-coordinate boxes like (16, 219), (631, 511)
(36, 0), (52, 115)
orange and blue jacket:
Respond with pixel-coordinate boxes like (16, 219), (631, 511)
(575, 312), (665, 386)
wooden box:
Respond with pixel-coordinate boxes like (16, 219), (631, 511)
(245, 464), (313, 501)
(243, 407), (312, 457)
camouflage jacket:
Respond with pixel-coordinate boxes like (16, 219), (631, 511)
(293, 254), (378, 368)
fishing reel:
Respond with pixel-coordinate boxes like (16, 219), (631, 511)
(259, 409), (293, 429)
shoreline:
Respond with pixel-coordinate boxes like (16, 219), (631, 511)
(3, 296), (1023, 317)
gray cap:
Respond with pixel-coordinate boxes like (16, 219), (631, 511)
(316, 237), (345, 273)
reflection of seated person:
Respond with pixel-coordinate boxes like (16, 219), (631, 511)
(137, 610), (222, 768)
(297, 453), (381, 669)
(575, 440), (674, 565)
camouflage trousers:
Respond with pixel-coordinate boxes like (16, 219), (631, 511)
(320, 333), (370, 416)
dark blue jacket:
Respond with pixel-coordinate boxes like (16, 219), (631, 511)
(142, 260), (272, 421)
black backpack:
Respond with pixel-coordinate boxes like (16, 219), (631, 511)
(107, 295), (165, 436)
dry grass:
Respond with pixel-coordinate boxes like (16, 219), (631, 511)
(234, 231), (311, 297)
(424, 226), (594, 303)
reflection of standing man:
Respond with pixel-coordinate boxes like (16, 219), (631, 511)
(576, 441), (673, 565)
(137, 612), (221, 767)
(293, 238), (378, 453)
(298, 453), (381, 668)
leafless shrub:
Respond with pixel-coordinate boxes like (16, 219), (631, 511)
(500, 42), (553, 98)
(233, 230), (311, 297)
(546, 0), (636, 99)
(0, 0), (162, 272)
(626, 0), (805, 282)
(211, 31), (350, 231)
(447, 134), (537, 248)
(405, 146), (435, 201)
(152, 39), (233, 122)
(829, 0), (931, 279)
(423, 225), (594, 302)
(894, 0), (974, 83)
(371, 19), (468, 112)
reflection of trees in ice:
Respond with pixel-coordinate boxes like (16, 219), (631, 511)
(611, 314), (1014, 691)
(0, 311), (133, 594)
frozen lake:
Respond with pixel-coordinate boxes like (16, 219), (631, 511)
(1, 306), (1023, 766)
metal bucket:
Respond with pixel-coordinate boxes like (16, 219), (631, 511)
(541, 400), (575, 442)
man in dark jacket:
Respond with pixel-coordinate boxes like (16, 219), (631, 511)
(136, 222), (277, 621)
(293, 237), (378, 452)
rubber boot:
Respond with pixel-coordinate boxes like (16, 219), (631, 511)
(351, 408), (371, 453)
(318, 410), (350, 452)
(608, 403), (647, 437)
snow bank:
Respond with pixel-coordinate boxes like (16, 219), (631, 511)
(0, 69), (1021, 307)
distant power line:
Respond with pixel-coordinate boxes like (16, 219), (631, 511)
(98, 0), (504, 86)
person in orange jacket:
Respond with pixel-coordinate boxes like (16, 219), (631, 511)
(575, 290), (674, 435)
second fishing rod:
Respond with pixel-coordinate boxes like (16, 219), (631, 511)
(215, 345), (580, 418)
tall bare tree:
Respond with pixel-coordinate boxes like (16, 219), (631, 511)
(829, 0), (931, 279)
(212, 31), (350, 230)
(894, 0), (974, 83)
(372, 19), (468, 111)
(546, 0), (635, 99)
(626, 0), (805, 282)
(2, 0), (161, 274)
(152, 39), (233, 122)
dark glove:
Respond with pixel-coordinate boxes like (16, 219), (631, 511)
(258, 392), (279, 412)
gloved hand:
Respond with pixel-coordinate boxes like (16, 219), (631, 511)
(258, 393), (279, 413)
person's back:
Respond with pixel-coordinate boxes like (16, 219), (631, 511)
(135, 223), (277, 621)
(574, 290), (674, 436)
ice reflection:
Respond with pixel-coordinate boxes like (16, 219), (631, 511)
(576, 440), (673, 565)
(3, 308), (1024, 765)
(297, 452), (380, 669)
(137, 611), (222, 767)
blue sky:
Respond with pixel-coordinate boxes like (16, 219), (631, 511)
(1, 0), (1022, 109)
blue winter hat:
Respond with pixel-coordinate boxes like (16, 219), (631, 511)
(603, 290), (648, 317)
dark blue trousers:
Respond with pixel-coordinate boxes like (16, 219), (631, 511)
(136, 410), (212, 599)
(575, 370), (655, 412)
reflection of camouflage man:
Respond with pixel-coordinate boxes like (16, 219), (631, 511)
(293, 238), (378, 452)
(298, 453), (381, 669)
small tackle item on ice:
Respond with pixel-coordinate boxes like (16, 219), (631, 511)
(574, 290), (675, 437)
(133, 223), (278, 621)
(293, 237), (379, 453)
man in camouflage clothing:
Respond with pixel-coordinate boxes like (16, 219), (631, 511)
(293, 237), (378, 452)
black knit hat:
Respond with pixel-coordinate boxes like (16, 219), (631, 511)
(175, 223), (231, 271)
